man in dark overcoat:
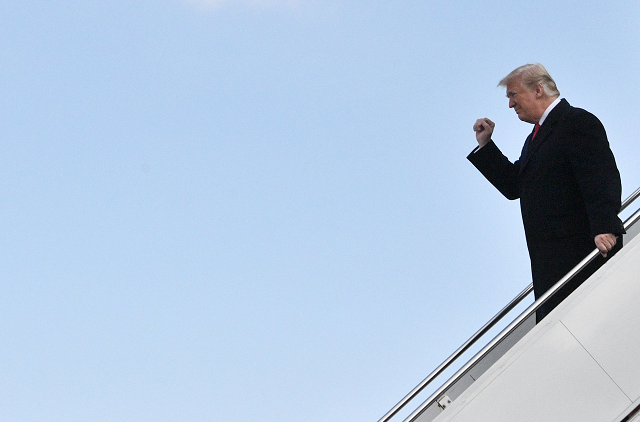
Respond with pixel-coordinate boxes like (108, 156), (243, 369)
(468, 63), (625, 322)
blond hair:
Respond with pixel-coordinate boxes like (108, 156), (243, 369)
(498, 63), (560, 97)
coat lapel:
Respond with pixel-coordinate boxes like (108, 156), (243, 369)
(518, 99), (569, 174)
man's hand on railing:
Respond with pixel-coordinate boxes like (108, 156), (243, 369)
(595, 233), (617, 258)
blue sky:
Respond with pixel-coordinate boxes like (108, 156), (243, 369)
(2, 1), (639, 421)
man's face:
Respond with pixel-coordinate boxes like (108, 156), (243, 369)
(506, 79), (540, 124)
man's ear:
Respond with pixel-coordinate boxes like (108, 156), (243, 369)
(535, 83), (545, 98)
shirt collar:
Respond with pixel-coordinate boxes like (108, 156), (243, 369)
(538, 97), (562, 126)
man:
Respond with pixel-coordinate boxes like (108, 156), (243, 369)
(468, 63), (625, 322)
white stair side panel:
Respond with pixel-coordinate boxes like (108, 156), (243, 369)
(561, 235), (640, 401)
(434, 322), (630, 422)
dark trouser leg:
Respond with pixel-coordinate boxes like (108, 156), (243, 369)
(529, 235), (622, 323)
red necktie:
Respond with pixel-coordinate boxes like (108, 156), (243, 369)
(532, 123), (541, 139)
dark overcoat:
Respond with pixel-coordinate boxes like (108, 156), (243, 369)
(468, 99), (625, 320)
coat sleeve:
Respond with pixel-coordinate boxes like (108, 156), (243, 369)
(467, 141), (521, 200)
(564, 111), (625, 237)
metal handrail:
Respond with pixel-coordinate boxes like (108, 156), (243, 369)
(378, 185), (640, 422)
(622, 186), (640, 212)
(376, 285), (533, 422)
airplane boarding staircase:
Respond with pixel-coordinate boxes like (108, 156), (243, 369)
(378, 186), (640, 422)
